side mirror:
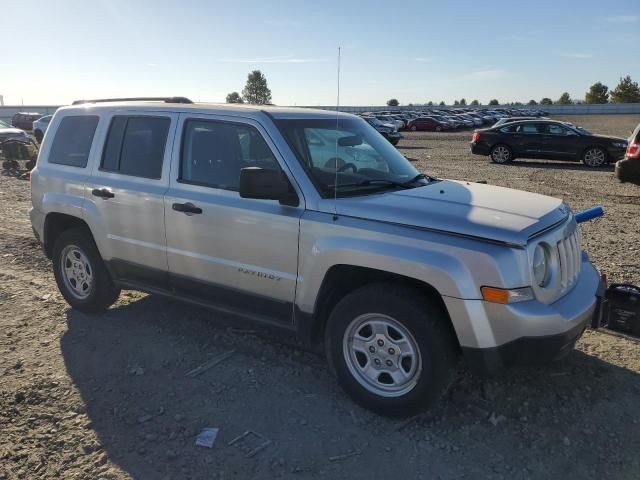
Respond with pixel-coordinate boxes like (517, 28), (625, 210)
(239, 167), (298, 207)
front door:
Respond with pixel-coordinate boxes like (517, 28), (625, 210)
(164, 114), (303, 324)
(539, 123), (579, 159)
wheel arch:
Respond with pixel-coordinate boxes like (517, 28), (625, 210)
(581, 144), (609, 162)
(296, 264), (460, 351)
(43, 212), (94, 259)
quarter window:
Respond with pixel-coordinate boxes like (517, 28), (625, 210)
(180, 120), (279, 191)
(101, 116), (170, 179)
(48, 116), (99, 167)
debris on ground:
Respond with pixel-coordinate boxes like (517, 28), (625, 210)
(195, 427), (219, 448)
(228, 430), (272, 458)
(185, 350), (236, 377)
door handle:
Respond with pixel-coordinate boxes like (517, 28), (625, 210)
(92, 188), (115, 199)
(172, 202), (202, 215)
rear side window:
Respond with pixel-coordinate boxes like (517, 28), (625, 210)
(48, 116), (99, 167)
(101, 116), (170, 179)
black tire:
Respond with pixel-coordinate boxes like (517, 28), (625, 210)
(410, 125), (417, 131)
(52, 228), (120, 313)
(34, 130), (44, 143)
(325, 283), (458, 417)
(390, 138), (399, 146)
(490, 144), (513, 164)
(435, 126), (442, 132)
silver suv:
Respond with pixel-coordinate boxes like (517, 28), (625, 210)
(30, 97), (601, 416)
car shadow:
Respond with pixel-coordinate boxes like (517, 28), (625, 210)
(60, 294), (640, 479)
(509, 160), (616, 172)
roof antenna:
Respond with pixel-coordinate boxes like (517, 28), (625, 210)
(333, 46), (341, 221)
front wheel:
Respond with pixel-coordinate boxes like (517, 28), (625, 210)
(52, 228), (120, 313)
(410, 125), (417, 131)
(325, 284), (458, 417)
(582, 147), (607, 168)
(490, 144), (513, 164)
(435, 126), (442, 132)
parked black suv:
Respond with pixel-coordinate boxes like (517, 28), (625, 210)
(615, 123), (640, 185)
(471, 120), (628, 167)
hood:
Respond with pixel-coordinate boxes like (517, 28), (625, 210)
(588, 133), (626, 142)
(334, 180), (568, 245)
(0, 127), (26, 135)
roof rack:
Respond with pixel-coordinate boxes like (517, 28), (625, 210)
(72, 96), (193, 105)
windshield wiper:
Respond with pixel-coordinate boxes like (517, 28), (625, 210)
(328, 179), (412, 190)
(402, 173), (431, 185)
(328, 173), (433, 191)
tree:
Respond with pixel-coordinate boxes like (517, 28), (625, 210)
(540, 97), (553, 105)
(488, 99), (499, 105)
(556, 92), (572, 105)
(528, 99), (538, 105)
(470, 99), (479, 105)
(387, 98), (399, 106)
(225, 91), (243, 104)
(610, 75), (640, 103)
(459, 98), (467, 105)
(585, 82), (609, 104)
(454, 100), (460, 105)
(427, 101), (434, 106)
(439, 101), (445, 106)
(241, 70), (272, 104)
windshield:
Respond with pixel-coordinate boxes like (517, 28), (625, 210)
(276, 117), (427, 197)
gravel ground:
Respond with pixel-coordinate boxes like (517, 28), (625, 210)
(1, 115), (639, 480)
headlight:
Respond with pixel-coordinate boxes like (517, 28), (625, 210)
(533, 243), (550, 287)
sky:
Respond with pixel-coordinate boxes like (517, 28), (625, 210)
(2, 0), (639, 106)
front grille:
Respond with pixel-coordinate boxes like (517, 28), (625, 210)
(557, 228), (581, 294)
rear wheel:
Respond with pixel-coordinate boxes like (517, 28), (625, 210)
(52, 228), (120, 313)
(325, 283), (458, 417)
(490, 144), (513, 164)
(582, 147), (607, 168)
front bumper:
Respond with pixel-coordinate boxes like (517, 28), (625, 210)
(444, 255), (601, 375)
(615, 158), (640, 185)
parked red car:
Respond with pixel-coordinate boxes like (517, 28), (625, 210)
(407, 117), (449, 132)
(11, 112), (43, 131)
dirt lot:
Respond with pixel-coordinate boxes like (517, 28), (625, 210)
(1, 114), (639, 480)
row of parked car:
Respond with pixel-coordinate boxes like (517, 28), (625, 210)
(357, 108), (549, 134)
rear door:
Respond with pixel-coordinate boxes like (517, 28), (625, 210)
(163, 113), (303, 324)
(85, 111), (177, 288)
(513, 122), (543, 157)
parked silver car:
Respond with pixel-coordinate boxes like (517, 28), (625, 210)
(30, 98), (601, 416)
(32, 115), (53, 143)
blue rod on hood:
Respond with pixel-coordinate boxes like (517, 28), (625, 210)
(574, 206), (604, 223)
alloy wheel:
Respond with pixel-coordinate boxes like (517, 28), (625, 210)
(491, 145), (511, 163)
(583, 148), (606, 167)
